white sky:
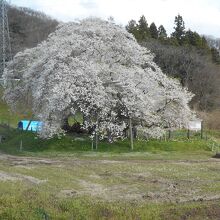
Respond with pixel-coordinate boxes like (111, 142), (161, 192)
(11, 0), (220, 38)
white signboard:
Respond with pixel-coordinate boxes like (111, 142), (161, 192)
(188, 120), (202, 131)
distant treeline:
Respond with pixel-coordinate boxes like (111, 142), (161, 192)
(126, 15), (220, 111)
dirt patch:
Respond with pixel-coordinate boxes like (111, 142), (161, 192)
(0, 170), (47, 184)
(1, 153), (220, 204)
(14, 165), (35, 170)
(58, 168), (220, 203)
(59, 189), (78, 197)
(10, 158), (59, 166)
(78, 179), (107, 197)
(0, 153), (60, 166)
(98, 160), (124, 164)
(14, 174), (47, 184)
(59, 179), (142, 201)
(0, 171), (19, 181)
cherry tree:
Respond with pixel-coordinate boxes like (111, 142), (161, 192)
(3, 18), (194, 139)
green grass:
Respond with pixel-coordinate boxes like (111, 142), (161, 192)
(0, 125), (217, 159)
(1, 93), (220, 219)
(0, 144), (220, 219)
(1, 191), (219, 220)
(0, 125), (220, 219)
(1, 85), (219, 158)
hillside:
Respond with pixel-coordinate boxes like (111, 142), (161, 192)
(144, 39), (220, 111)
(126, 15), (220, 112)
(8, 5), (58, 56)
(0, 5), (58, 125)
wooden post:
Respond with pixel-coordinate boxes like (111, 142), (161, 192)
(201, 121), (204, 139)
(20, 140), (23, 152)
(26, 114), (34, 131)
(95, 130), (98, 150)
(129, 117), (134, 150)
(187, 129), (190, 139)
(168, 130), (171, 140)
(91, 138), (94, 150)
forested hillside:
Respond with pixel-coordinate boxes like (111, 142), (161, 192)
(8, 5), (58, 56)
(126, 15), (220, 112)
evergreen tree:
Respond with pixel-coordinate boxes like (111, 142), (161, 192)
(138, 15), (150, 41)
(126, 19), (139, 38)
(158, 25), (167, 39)
(183, 30), (210, 50)
(201, 36), (210, 50)
(211, 47), (220, 64)
(184, 30), (201, 47)
(172, 14), (185, 44)
(149, 22), (158, 39)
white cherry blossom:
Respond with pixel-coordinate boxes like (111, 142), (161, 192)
(3, 18), (194, 139)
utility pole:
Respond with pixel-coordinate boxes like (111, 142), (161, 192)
(0, 0), (12, 78)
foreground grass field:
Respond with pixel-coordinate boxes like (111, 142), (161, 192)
(0, 126), (220, 219)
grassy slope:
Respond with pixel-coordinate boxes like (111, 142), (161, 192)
(0, 125), (218, 158)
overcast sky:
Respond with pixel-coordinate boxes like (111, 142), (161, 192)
(11, 0), (220, 38)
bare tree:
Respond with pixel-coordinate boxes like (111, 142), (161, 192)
(143, 39), (220, 111)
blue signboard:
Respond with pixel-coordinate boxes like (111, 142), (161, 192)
(18, 120), (43, 132)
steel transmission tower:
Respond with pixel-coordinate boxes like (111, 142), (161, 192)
(0, 0), (11, 77)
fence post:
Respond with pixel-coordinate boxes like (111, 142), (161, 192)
(19, 139), (23, 152)
(91, 137), (94, 150)
(187, 129), (190, 139)
(201, 121), (204, 139)
(95, 131), (98, 150)
(168, 130), (172, 140)
(129, 117), (134, 150)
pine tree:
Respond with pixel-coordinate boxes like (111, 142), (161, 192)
(137, 15), (150, 41)
(158, 25), (167, 39)
(172, 14), (185, 44)
(184, 30), (202, 47)
(126, 19), (139, 39)
(201, 36), (210, 50)
(183, 30), (210, 50)
(149, 22), (158, 39)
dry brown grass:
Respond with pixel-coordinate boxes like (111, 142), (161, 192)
(199, 110), (220, 130)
